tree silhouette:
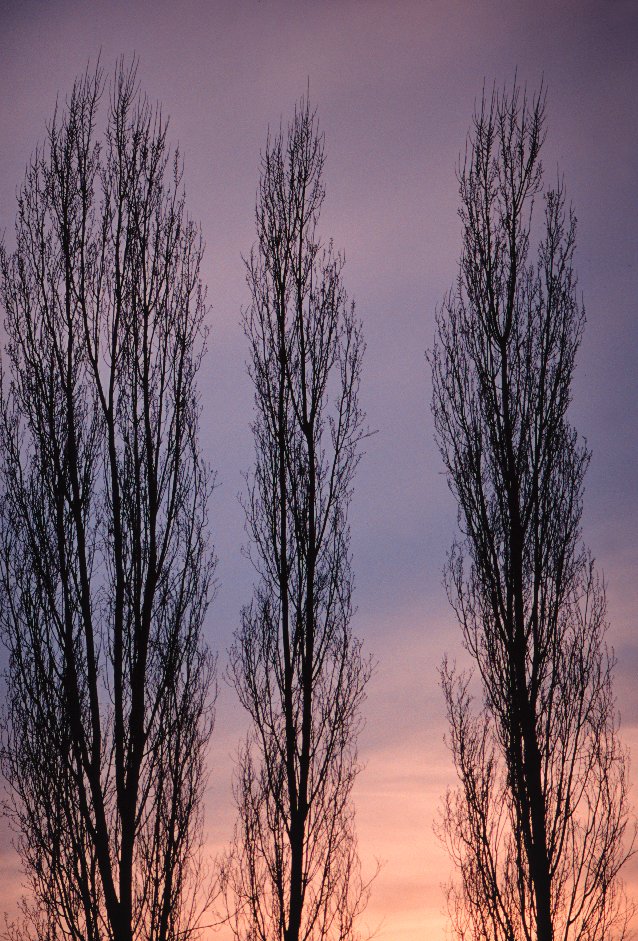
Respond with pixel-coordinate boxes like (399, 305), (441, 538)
(0, 60), (215, 941)
(429, 82), (635, 941)
(222, 96), (372, 941)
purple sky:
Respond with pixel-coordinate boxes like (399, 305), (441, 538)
(1, 1), (637, 937)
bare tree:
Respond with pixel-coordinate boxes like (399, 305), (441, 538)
(429, 82), (634, 941)
(222, 97), (372, 941)
(0, 60), (215, 941)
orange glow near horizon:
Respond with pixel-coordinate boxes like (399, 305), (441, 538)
(9, 607), (637, 941)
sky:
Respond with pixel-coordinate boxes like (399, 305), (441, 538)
(0, 0), (637, 938)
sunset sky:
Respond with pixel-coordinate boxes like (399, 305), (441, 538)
(1, 1), (637, 938)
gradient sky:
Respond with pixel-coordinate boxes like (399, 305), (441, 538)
(1, 1), (637, 938)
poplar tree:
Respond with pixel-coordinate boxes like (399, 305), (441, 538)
(0, 61), (215, 941)
(223, 97), (371, 941)
(430, 83), (634, 941)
